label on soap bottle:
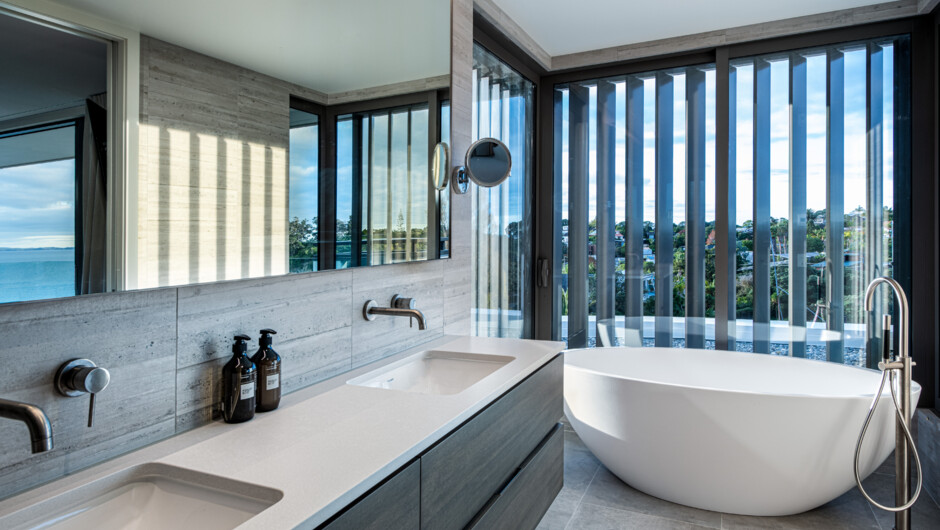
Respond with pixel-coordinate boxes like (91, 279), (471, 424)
(266, 373), (280, 390)
(240, 383), (255, 400)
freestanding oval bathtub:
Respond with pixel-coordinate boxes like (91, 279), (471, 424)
(564, 347), (921, 516)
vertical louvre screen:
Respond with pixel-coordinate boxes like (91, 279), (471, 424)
(557, 65), (716, 348)
(470, 44), (535, 339)
(336, 103), (432, 267)
(555, 35), (910, 367)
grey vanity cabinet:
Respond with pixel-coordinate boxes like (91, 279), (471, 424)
(468, 423), (564, 530)
(320, 460), (420, 530)
(421, 354), (563, 530)
(318, 354), (563, 530)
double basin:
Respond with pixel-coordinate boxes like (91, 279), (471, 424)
(1, 348), (515, 529)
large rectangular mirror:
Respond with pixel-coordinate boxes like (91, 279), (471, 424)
(0, 0), (451, 303)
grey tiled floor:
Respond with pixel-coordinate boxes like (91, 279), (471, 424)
(538, 424), (940, 530)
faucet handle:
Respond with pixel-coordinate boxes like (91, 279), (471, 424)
(55, 359), (110, 427)
(390, 294), (416, 309)
(68, 366), (111, 394)
(882, 314), (892, 362)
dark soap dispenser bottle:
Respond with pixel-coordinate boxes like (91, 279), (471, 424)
(222, 334), (256, 423)
(251, 329), (281, 412)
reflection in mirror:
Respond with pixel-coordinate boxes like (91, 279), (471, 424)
(0, 11), (109, 304)
(288, 109), (320, 273)
(2, 0), (450, 304)
(291, 91), (450, 272)
(440, 101), (451, 258)
(431, 142), (449, 191)
(466, 138), (512, 187)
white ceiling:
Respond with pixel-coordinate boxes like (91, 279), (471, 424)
(492, 0), (894, 56)
(46, 0), (450, 95)
(0, 12), (107, 122)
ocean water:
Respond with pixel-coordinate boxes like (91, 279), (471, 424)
(0, 248), (75, 303)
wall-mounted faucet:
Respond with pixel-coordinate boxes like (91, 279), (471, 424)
(0, 398), (53, 453)
(363, 294), (427, 330)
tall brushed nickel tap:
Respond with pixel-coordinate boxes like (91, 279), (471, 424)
(854, 277), (921, 530)
(0, 398), (53, 453)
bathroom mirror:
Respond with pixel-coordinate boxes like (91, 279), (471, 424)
(0, 0), (451, 303)
(465, 138), (512, 187)
(431, 142), (449, 191)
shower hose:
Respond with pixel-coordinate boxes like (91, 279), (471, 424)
(853, 364), (922, 512)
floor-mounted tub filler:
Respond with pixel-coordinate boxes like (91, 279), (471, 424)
(854, 277), (922, 530)
(563, 343), (921, 517)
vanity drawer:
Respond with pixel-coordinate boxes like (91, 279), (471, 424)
(320, 459), (420, 530)
(420, 354), (562, 530)
(468, 423), (564, 530)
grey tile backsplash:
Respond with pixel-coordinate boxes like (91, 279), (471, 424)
(0, 259), (463, 499)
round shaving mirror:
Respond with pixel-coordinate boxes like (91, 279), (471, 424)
(465, 138), (511, 187)
(431, 142), (449, 191)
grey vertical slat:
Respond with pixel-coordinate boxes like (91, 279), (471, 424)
(552, 89), (564, 341)
(596, 80), (617, 345)
(624, 76), (645, 341)
(521, 80), (535, 340)
(789, 54), (808, 358)
(654, 72), (674, 347)
(427, 91), (440, 261)
(866, 43), (884, 369)
(826, 49), (846, 363)
(472, 71), (484, 335)
(351, 118), (363, 267)
(406, 109), (413, 263)
(385, 112), (393, 265)
(753, 58), (772, 354)
(367, 116), (375, 265)
(568, 83), (590, 348)
(686, 67), (707, 349)
(891, 38), (912, 365)
(498, 82), (509, 337)
(320, 110), (337, 271)
(716, 53), (737, 351)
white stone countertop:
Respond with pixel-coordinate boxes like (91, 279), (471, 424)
(0, 335), (564, 529)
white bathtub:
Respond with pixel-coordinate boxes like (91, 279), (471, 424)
(563, 347), (922, 516)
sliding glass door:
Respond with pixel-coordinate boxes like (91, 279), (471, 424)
(471, 44), (535, 339)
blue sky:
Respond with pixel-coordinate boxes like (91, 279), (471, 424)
(559, 45), (895, 227)
(289, 124), (319, 224)
(0, 159), (75, 248)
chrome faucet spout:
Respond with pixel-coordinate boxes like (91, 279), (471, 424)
(0, 398), (53, 453)
(863, 277), (909, 360)
(363, 298), (428, 330)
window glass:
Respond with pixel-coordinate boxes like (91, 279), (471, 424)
(0, 124), (78, 303)
(288, 108), (319, 272)
(471, 44), (535, 339)
(554, 35), (910, 368)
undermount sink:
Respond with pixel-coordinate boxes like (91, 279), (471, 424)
(1, 463), (282, 530)
(348, 350), (515, 395)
